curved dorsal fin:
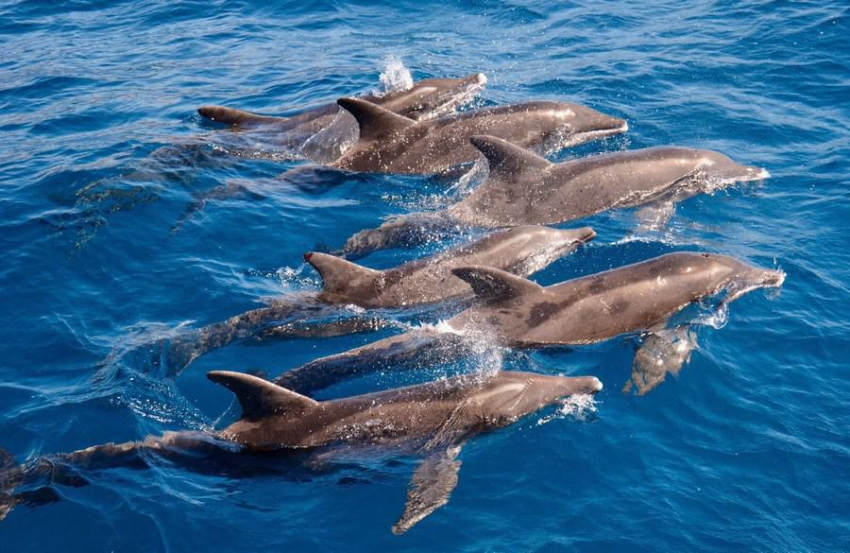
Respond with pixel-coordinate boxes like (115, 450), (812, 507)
(207, 371), (318, 420)
(451, 265), (544, 304)
(303, 252), (381, 295)
(337, 97), (416, 141)
(470, 135), (550, 182)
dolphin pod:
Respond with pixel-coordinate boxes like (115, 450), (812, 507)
(164, 225), (595, 374)
(342, 134), (770, 256)
(275, 253), (784, 395)
(2, 67), (785, 534)
(0, 370), (603, 533)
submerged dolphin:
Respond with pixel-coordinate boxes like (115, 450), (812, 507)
(198, 74), (487, 157)
(328, 98), (627, 175)
(165, 225), (595, 373)
(343, 135), (770, 256)
(277, 252), (784, 395)
(0, 370), (603, 534)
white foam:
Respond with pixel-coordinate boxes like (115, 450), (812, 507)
(537, 394), (598, 425)
(378, 55), (413, 93)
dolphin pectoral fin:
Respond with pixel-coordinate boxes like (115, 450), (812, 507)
(197, 106), (288, 128)
(303, 252), (381, 300)
(207, 371), (319, 419)
(469, 134), (551, 181)
(393, 445), (463, 535)
(452, 265), (544, 304)
(172, 181), (266, 234)
(337, 97), (417, 142)
(623, 327), (697, 396)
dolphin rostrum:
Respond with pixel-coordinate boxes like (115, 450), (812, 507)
(0, 370), (603, 534)
(277, 252), (784, 395)
(165, 225), (595, 374)
(341, 135), (769, 256)
(328, 98), (627, 175)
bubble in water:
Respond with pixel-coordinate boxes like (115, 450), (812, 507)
(379, 55), (413, 93)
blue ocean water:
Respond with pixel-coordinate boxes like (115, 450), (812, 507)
(1, 0), (848, 550)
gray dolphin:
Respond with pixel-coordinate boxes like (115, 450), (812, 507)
(277, 252), (784, 395)
(329, 98), (627, 175)
(165, 225), (595, 374)
(0, 370), (603, 534)
(198, 73), (487, 153)
(342, 135), (770, 256)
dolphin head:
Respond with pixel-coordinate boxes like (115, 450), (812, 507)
(666, 252), (785, 303)
(471, 371), (603, 426)
(695, 149), (770, 183)
(522, 102), (627, 153)
(496, 225), (596, 275)
(378, 73), (487, 120)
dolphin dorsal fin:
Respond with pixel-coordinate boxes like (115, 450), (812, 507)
(451, 265), (544, 303)
(304, 252), (381, 295)
(207, 371), (318, 420)
(470, 135), (550, 181)
(337, 97), (416, 141)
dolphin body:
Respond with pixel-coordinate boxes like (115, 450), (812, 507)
(328, 98), (627, 175)
(341, 136), (770, 257)
(165, 225), (596, 374)
(0, 370), (603, 534)
(277, 252), (785, 395)
(197, 74), (488, 160)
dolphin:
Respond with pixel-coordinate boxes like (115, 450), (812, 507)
(0, 370), (603, 534)
(164, 225), (595, 374)
(342, 135), (770, 256)
(277, 252), (784, 395)
(197, 74), (487, 160)
(328, 98), (627, 175)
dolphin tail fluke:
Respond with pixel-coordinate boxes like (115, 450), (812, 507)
(393, 445), (463, 535)
(197, 106), (289, 128)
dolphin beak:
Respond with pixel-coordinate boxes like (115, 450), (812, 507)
(575, 227), (597, 245)
(744, 165), (771, 180)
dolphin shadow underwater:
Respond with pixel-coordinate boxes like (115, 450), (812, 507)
(276, 252), (785, 396)
(0, 370), (602, 534)
(341, 135), (771, 257)
(163, 225), (596, 375)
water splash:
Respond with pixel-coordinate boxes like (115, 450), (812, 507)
(537, 394), (598, 425)
(378, 55), (413, 93)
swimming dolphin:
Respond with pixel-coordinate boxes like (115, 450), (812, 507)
(0, 370), (603, 534)
(198, 73), (488, 154)
(342, 136), (770, 256)
(329, 98), (627, 175)
(276, 252), (784, 395)
(165, 225), (595, 374)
